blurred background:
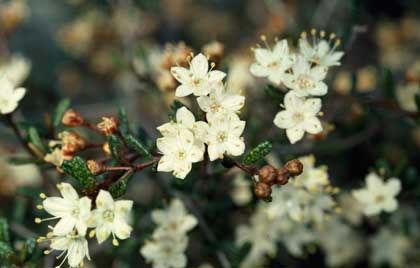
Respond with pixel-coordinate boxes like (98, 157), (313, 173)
(1, 0), (420, 267)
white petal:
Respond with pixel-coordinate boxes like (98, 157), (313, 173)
(250, 64), (269, 77)
(310, 66), (328, 81)
(115, 200), (133, 217)
(284, 91), (304, 111)
(303, 98), (322, 115)
(50, 236), (69, 251)
(196, 96), (211, 113)
(175, 84), (193, 97)
(304, 117), (323, 134)
(207, 144), (222, 161)
(188, 144), (204, 163)
(170, 67), (190, 84)
(286, 127), (305, 144)
(43, 197), (74, 217)
(229, 119), (246, 136)
(96, 224), (112, 244)
(68, 239), (88, 267)
(208, 70), (226, 83)
(176, 107), (195, 129)
(385, 178), (401, 196)
(173, 160), (192, 179)
(254, 48), (272, 64)
(58, 183), (79, 201)
(96, 190), (114, 211)
(191, 53), (209, 78)
(382, 198), (398, 212)
(272, 40), (289, 58)
(309, 82), (328, 96)
(273, 110), (294, 129)
(226, 138), (245, 156)
(366, 173), (383, 190)
(157, 155), (174, 172)
(53, 216), (76, 236)
(156, 137), (176, 155)
(222, 94), (245, 112)
(13, 87), (26, 102)
(113, 219), (132, 240)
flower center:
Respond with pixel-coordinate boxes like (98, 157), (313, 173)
(296, 74), (315, 90)
(71, 208), (80, 217)
(292, 113), (305, 124)
(193, 78), (201, 86)
(103, 210), (114, 222)
(217, 132), (227, 143)
(375, 195), (385, 204)
(210, 103), (221, 113)
(267, 60), (280, 68)
(177, 150), (186, 160)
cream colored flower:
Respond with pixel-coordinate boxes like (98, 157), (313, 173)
(0, 76), (26, 114)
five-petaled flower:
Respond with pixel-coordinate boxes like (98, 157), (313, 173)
(0, 76), (26, 114)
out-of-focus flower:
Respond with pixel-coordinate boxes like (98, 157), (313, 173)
(206, 113), (246, 161)
(283, 56), (328, 97)
(370, 227), (411, 267)
(396, 82), (420, 112)
(273, 92), (323, 144)
(292, 155), (329, 192)
(226, 55), (255, 92)
(317, 219), (365, 267)
(170, 53), (226, 97)
(352, 172), (401, 216)
(249, 39), (295, 85)
(231, 172), (252, 206)
(38, 183), (91, 236)
(356, 66), (377, 93)
(0, 0), (29, 34)
(299, 30), (344, 67)
(44, 232), (91, 268)
(91, 190), (133, 245)
(197, 84), (245, 121)
(406, 60), (420, 83)
(0, 76), (26, 114)
(0, 54), (31, 86)
(202, 41), (224, 64)
(333, 70), (352, 95)
(337, 193), (364, 225)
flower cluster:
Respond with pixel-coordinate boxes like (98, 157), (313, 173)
(36, 183), (133, 268)
(140, 199), (198, 268)
(157, 53), (246, 179)
(249, 31), (344, 143)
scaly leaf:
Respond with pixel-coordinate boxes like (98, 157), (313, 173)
(243, 141), (272, 165)
(53, 98), (71, 127)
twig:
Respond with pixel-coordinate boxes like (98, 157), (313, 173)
(3, 113), (34, 157)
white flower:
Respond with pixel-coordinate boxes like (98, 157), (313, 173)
(299, 31), (344, 67)
(396, 82), (420, 112)
(157, 107), (208, 145)
(151, 199), (197, 235)
(140, 232), (188, 268)
(292, 155), (329, 192)
(206, 113), (245, 161)
(273, 92), (323, 144)
(249, 39), (295, 85)
(197, 84), (245, 120)
(170, 53), (226, 97)
(352, 172), (401, 216)
(46, 232), (91, 268)
(91, 190), (133, 245)
(44, 148), (64, 167)
(370, 227), (411, 267)
(39, 183), (91, 236)
(0, 76), (26, 114)
(156, 129), (204, 179)
(283, 56), (328, 97)
(231, 173), (252, 206)
(0, 55), (31, 86)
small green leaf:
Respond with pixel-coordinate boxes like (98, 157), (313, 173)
(62, 157), (97, 191)
(118, 106), (130, 135)
(243, 141), (272, 165)
(53, 98), (71, 127)
(20, 238), (36, 262)
(107, 135), (123, 162)
(0, 241), (13, 259)
(0, 218), (10, 243)
(8, 157), (43, 165)
(382, 68), (395, 99)
(125, 134), (152, 159)
(28, 127), (46, 152)
(109, 171), (134, 198)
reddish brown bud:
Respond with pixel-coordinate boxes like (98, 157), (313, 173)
(97, 117), (119, 135)
(276, 167), (290, 185)
(285, 159), (303, 176)
(254, 182), (272, 198)
(59, 131), (86, 154)
(258, 165), (277, 185)
(87, 160), (103, 175)
(62, 109), (84, 127)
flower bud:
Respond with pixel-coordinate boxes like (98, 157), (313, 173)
(285, 159), (303, 176)
(87, 160), (103, 175)
(62, 109), (84, 127)
(102, 142), (111, 155)
(254, 182), (272, 198)
(202, 41), (224, 64)
(97, 117), (119, 135)
(258, 165), (277, 185)
(276, 167), (290, 185)
(59, 131), (86, 154)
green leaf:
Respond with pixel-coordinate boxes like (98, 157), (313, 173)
(109, 170), (134, 198)
(382, 68), (395, 99)
(243, 141), (272, 165)
(118, 106), (130, 135)
(107, 134), (123, 162)
(53, 98), (71, 127)
(8, 157), (43, 165)
(125, 134), (152, 160)
(62, 157), (97, 191)
(168, 100), (184, 120)
(28, 127), (46, 152)
(20, 238), (36, 262)
(0, 241), (13, 259)
(264, 85), (284, 104)
(0, 218), (10, 243)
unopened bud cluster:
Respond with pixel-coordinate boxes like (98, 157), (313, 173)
(254, 159), (303, 199)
